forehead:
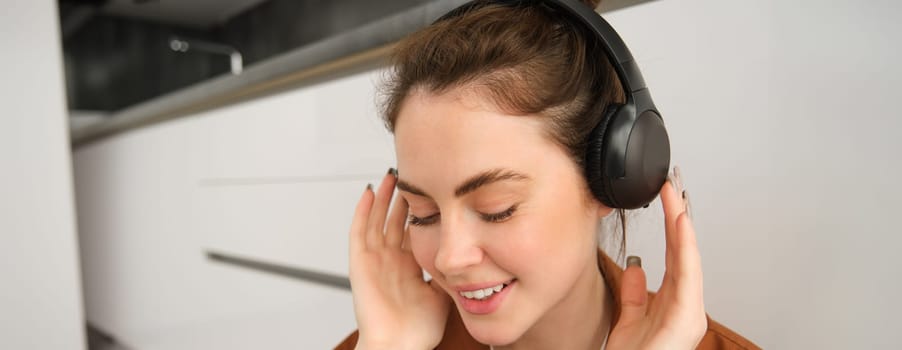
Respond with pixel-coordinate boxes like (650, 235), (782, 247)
(393, 89), (556, 186)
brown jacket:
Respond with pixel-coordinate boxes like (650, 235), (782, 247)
(335, 249), (760, 350)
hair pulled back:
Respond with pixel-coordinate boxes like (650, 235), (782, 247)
(379, 0), (628, 255)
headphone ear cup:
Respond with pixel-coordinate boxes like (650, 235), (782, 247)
(586, 105), (670, 209)
(585, 104), (621, 208)
(615, 110), (670, 209)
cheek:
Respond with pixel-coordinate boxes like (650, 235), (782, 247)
(488, 205), (593, 275)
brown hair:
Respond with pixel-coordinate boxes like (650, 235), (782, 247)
(379, 0), (629, 257)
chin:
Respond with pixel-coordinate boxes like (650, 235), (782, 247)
(460, 313), (527, 347)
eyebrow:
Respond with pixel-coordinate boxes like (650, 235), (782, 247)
(396, 168), (531, 199)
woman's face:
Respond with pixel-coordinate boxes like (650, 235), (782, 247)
(393, 88), (612, 345)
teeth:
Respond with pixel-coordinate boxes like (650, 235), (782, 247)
(459, 282), (508, 300)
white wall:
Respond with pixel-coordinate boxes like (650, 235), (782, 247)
(72, 0), (902, 349)
(615, 1), (901, 348)
(74, 71), (394, 349)
(0, 1), (87, 349)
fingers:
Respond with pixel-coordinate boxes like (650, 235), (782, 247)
(662, 166), (693, 272)
(673, 212), (704, 303)
(618, 256), (649, 327)
(672, 166), (687, 211)
(350, 184), (375, 254)
(385, 193), (409, 248)
(660, 167), (704, 304)
(366, 168), (398, 250)
(662, 169), (684, 237)
(660, 173), (681, 272)
(400, 226), (413, 253)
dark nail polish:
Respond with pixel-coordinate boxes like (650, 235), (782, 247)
(388, 167), (398, 178)
(684, 190), (692, 219)
(627, 255), (642, 268)
(366, 183), (373, 191)
(667, 170), (678, 194)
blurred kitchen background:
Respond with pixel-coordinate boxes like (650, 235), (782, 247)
(2, 0), (901, 349)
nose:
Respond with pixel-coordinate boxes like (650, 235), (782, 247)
(433, 217), (484, 277)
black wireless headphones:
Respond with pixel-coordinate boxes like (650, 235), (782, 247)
(435, 0), (670, 209)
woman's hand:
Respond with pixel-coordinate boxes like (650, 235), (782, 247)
(606, 168), (708, 349)
(348, 169), (452, 350)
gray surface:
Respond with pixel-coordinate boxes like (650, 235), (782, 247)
(64, 14), (223, 111)
(102, 0), (267, 28)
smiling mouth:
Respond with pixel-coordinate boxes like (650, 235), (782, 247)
(458, 279), (516, 300)
(455, 279), (518, 315)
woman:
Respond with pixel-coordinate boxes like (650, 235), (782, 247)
(336, 0), (758, 349)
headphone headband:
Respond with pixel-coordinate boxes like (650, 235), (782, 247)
(435, 0), (651, 99)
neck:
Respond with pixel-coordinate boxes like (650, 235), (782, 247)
(493, 251), (614, 350)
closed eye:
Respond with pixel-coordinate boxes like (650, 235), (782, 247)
(408, 213), (439, 226)
(481, 204), (518, 223)
(407, 205), (519, 227)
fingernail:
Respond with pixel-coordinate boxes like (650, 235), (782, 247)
(673, 166), (684, 194)
(627, 255), (642, 268)
(366, 183), (373, 191)
(387, 167), (398, 178)
(684, 190), (693, 219)
(667, 170), (680, 195)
